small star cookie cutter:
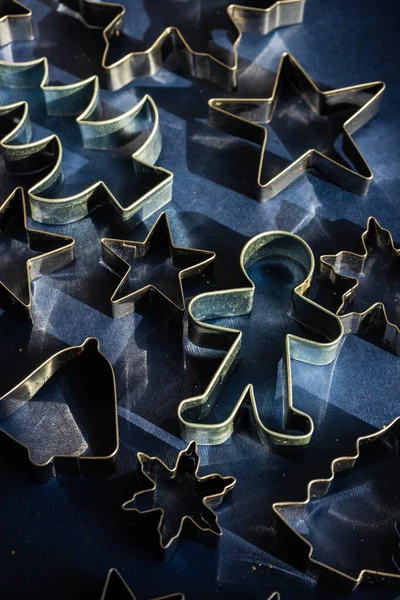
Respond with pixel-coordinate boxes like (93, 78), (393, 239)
(0, 337), (119, 482)
(208, 53), (385, 200)
(122, 440), (236, 554)
(0, 56), (173, 227)
(273, 417), (400, 591)
(0, 187), (75, 321)
(57, 0), (306, 90)
(320, 216), (400, 355)
(101, 211), (216, 317)
(178, 228), (343, 450)
(0, 0), (33, 46)
(101, 569), (184, 600)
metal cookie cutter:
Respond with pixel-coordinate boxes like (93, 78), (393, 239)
(0, 337), (119, 482)
(0, 0), (33, 46)
(101, 569), (184, 600)
(57, 0), (306, 91)
(320, 217), (400, 355)
(178, 229), (343, 450)
(0, 187), (75, 321)
(122, 441), (236, 554)
(0, 57), (173, 227)
(273, 417), (400, 591)
(101, 211), (216, 317)
(208, 53), (385, 200)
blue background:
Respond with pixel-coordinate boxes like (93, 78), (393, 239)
(0, 0), (400, 598)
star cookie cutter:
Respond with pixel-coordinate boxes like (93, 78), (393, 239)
(0, 337), (119, 482)
(208, 53), (385, 200)
(273, 417), (400, 591)
(178, 229), (343, 450)
(0, 57), (173, 227)
(0, 0), (33, 46)
(101, 569), (184, 600)
(320, 217), (400, 355)
(101, 211), (216, 317)
(0, 187), (75, 321)
(122, 441), (236, 554)
(57, 0), (306, 91)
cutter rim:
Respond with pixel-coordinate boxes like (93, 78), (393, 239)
(101, 568), (185, 600)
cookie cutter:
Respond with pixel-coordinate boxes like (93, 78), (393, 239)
(0, 337), (119, 482)
(101, 211), (216, 317)
(122, 440), (236, 554)
(0, 0), (33, 46)
(320, 216), (400, 355)
(0, 187), (75, 321)
(272, 417), (400, 591)
(101, 569), (184, 600)
(0, 56), (173, 227)
(178, 229), (343, 450)
(57, 0), (306, 91)
(208, 52), (385, 200)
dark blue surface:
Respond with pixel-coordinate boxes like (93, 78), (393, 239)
(0, 0), (400, 598)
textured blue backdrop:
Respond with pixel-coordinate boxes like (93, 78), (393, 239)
(0, 0), (400, 598)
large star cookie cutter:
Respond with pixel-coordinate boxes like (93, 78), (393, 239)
(208, 53), (385, 200)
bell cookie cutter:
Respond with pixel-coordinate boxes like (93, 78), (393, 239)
(208, 53), (385, 200)
(0, 337), (119, 482)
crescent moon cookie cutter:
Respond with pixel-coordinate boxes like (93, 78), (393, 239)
(272, 418), (400, 591)
(178, 229), (343, 451)
(208, 53), (385, 200)
(0, 337), (119, 482)
(320, 216), (400, 355)
(56, 0), (306, 91)
(0, 56), (173, 227)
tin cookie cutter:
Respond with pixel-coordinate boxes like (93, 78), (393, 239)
(101, 569), (184, 600)
(0, 337), (119, 482)
(122, 441), (236, 555)
(0, 0), (33, 46)
(273, 417), (400, 591)
(320, 217), (400, 355)
(0, 57), (173, 227)
(58, 0), (306, 91)
(101, 211), (215, 317)
(178, 229), (343, 450)
(0, 187), (75, 321)
(208, 53), (385, 200)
